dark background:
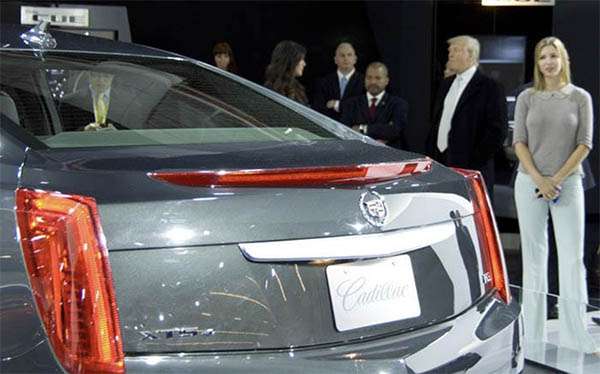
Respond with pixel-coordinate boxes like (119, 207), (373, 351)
(1, 0), (598, 292)
(1, 1), (595, 188)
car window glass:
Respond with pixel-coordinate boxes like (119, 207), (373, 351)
(0, 51), (339, 148)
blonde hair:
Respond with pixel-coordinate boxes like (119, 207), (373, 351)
(447, 35), (480, 63)
(533, 37), (571, 91)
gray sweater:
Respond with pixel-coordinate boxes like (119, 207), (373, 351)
(513, 83), (594, 176)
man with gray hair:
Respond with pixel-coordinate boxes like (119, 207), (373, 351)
(426, 35), (508, 199)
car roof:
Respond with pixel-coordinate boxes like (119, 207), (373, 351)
(0, 23), (180, 59)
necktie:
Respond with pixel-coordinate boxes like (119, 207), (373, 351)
(437, 76), (464, 152)
(339, 76), (348, 98)
(369, 97), (377, 120)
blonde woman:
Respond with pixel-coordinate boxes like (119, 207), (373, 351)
(513, 37), (597, 353)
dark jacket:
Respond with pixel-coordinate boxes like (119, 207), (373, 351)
(341, 92), (408, 149)
(312, 71), (364, 122)
(427, 69), (508, 191)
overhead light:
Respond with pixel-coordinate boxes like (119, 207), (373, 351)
(482, 0), (555, 6)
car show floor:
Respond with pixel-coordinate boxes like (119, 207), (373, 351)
(507, 260), (600, 373)
(523, 310), (600, 373)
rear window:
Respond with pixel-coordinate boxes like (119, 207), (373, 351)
(0, 51), (339, 148)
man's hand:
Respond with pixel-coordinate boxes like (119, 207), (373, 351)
(352, 124), (368, 134)
(326, 100), (338, 109)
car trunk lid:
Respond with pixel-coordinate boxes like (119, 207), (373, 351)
(19, 140), (491, 353)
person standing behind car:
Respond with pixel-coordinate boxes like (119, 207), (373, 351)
(340, 62), (408, 149)
(264, 41), (308, 105)
(312, 42), (364, 122)
(426, 35), (508, 199)
(513, 36), (597, 354)
(212, 42), (238, 74)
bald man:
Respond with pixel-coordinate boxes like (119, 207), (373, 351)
(312, 42), (364, 122)
(341, 62), (408, 149)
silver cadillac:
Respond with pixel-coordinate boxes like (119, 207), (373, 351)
(0, 24), (523, 373)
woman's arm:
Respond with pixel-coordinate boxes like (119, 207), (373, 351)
(551, 89), (595, 184)
(552, 144), (591, 184)
(513, 142), (541, 178)
(514, 142), (561, 200)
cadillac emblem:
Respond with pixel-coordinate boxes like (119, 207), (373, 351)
(359, 191), (388, 227)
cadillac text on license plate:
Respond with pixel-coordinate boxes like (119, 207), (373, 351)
(326, 255), (421, 331)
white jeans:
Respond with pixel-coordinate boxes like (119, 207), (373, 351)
(515, 172), (597, 353)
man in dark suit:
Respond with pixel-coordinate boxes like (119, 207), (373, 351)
(312, 42), (364, 122)
(427, 35), (508, 198)
(341, 62), (408, 149)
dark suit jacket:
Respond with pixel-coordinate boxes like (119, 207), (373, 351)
(312, 71), (364, 122)
(340, 93), (408, 149)
(427, 69), (508, 191)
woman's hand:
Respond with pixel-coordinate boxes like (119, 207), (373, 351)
(533, 175), (561, 200)
(549, 175), (564, 187)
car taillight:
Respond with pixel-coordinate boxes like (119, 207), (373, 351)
(148, 159), (432, 187)
(15, 189), (124, 374)
(451, 168), (511, 304)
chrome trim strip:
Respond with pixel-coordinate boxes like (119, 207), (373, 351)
(239, 221), (455, 262)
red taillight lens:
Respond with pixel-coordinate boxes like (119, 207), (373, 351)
(148, 159), (432, 188)
(452, 168), (511, 304)
(15, 189), (124, 374)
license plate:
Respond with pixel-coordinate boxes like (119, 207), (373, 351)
(326, 255), (421, 332)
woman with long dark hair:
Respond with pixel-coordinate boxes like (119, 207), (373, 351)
(212, 42), (238, 74)
(264, 40), (308, 105)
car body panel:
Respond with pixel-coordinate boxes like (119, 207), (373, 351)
(18, 142), (469, 249)
(0, 121), (63, 373)
(111, 240), (470, 352)
(123, 295), (523, 373)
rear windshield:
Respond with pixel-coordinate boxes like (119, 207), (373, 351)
(0, 51), (339, 148)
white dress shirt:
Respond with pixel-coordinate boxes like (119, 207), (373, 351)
(337, 69), (356, 82)
(366, 90), (385, 107)
(437, 64), (477, 152)
(356, 91), (386, 134)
